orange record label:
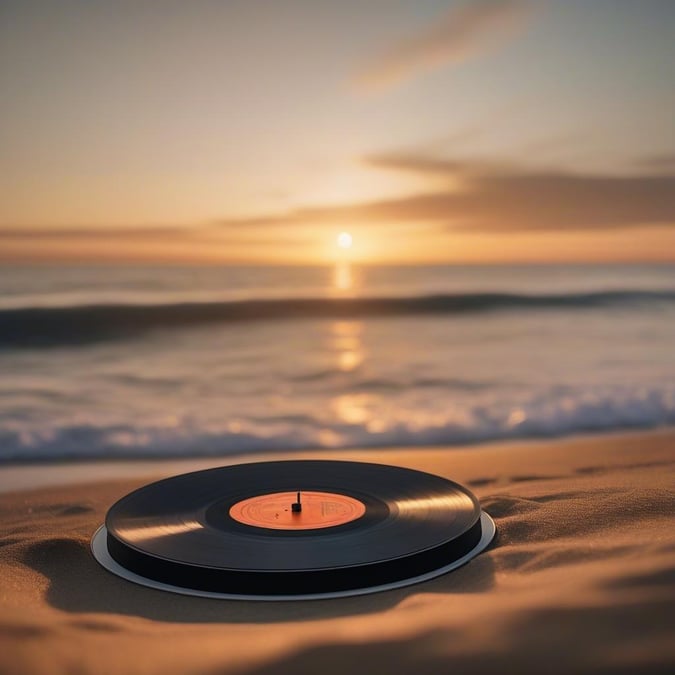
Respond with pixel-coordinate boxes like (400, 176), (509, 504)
(229, 491), (366, 530)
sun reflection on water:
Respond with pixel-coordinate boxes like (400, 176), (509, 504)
(333, 261), (353, 293)
(331, 320), (363, 372)
(328, 320), (381, 429)
(332, 393), (376, 425)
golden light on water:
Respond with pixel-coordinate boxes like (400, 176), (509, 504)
(333, 393), (374, 425)
(331, 320), (363, 372)
(334, 261), (353, 292)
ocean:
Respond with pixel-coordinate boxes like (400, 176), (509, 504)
(1, 263), (674, 462)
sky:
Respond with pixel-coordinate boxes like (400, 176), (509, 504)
(1, 0), (675, 264)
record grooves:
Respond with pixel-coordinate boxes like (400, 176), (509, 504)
(91, 460), (495, 600)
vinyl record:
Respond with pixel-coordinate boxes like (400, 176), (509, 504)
(91, 460), (495, 600)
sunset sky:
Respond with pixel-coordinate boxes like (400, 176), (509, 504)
(1, 0), (674, 264)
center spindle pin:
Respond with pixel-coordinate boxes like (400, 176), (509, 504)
(291, 491), (302, 513)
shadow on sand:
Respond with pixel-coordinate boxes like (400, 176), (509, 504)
(21, 533), (497, 624)
(215, 598), (675, 675)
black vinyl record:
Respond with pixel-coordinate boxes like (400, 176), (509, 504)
(93, 460), (494, 599)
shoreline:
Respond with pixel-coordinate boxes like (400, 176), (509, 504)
(1, 425), (674, 495)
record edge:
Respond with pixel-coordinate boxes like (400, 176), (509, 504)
(90, 511), (496, 602)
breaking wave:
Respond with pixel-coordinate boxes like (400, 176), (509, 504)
(3, 384), (674, 462)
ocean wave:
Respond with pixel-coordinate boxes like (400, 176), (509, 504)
(2, 386), (674, 462)
(2, 289), (675, 349)
(288, 370), (497, 391)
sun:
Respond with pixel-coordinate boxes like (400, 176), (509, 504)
(337, 232), (353, 249)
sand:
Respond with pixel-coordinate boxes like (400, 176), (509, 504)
(1, 430), (674, 675)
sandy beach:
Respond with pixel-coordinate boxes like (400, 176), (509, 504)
(1, 429), (674, 675)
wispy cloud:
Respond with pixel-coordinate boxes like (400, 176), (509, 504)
(211, 153), (675, 233)
(636, 153), (675, 172)
(0, 226), (187, 240)
(0, 223), (313, 248)
(353, 0), (539, 93)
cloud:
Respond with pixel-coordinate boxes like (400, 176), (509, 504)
(0, 223), (312, 247)
(366, 152), (472, 177)
(636, 153), (675, 172)
(353, 0), (538, 92)
(0, 226), (187, 240)
(5, 153), (674, 247)
(212, 153), (675, 233)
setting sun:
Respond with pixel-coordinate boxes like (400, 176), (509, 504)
(337, 232), (353, 249)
